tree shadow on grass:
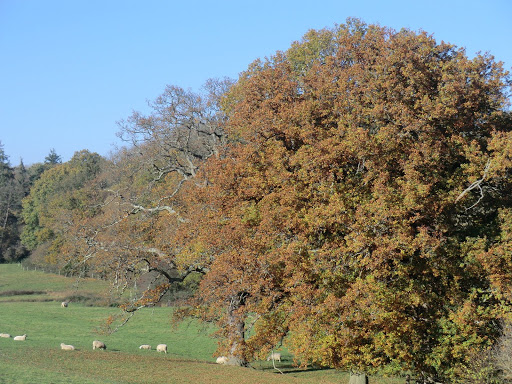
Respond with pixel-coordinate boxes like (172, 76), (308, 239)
(252, 361), (331, 374)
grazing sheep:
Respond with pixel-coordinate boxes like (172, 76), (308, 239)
(60, 343), (75, 351)
(216, 356), (229, 365)
(13, 334), (27, 341)
(267, 352), (281, 362)
(61, 301), (69, 308)
(92, 340), (106, 350)
(139, 344), (151, 350)
(0, 333), (11, 338)
(156, 344), (167, 354)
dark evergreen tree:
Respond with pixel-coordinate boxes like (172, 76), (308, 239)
(44, 148), (62, 165)
(0, 142), (16, 262)
(8, 160), (32, 260)
(14, 160), (31, 199)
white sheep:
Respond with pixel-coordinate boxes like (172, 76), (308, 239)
(156, 344), (167, 354)
(139, 344), (151, 350)
(60, 343), (75, 351)
(13, 334), (27, 341)
(216, 356), (229, 364)
(92, 340), (106, 350)
(267, 352), (281, 362)
(0, 333), (11, 338)
(61, 301), (69, 308)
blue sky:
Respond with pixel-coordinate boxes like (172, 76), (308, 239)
(1, 0), (510, 165)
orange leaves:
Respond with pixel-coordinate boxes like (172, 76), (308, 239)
(32, 17), (507, 377)
(186, 18), (512, 378)
(489, 130), (512, 174)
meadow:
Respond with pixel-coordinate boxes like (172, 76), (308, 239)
(0, 264), (405, 383)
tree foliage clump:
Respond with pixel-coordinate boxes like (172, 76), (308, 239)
(21, 150), (106, 265)
(184, 19), (512, 380)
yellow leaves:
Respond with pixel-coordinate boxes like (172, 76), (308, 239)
(489, 130), (512, 172)
(240, 201), (261, 226)
(287, 27), (337, 75)
(176, 241), (208, 271)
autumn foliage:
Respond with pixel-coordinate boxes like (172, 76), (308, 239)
(17, 19), (512, 382)
(182, 20), (512, 381)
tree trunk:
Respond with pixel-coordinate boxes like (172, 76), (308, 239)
(349, 373), (368, 384)
(226, 292), (249, 366)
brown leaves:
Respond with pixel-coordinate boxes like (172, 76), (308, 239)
(188, 18), (512, 378)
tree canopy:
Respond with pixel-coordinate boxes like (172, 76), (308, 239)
(182, 20), (512, 381)
(20, 150), (106, 264)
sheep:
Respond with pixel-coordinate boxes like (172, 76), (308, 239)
(139, 344), (151, 350)
(267, 352), (282, 362)
(60, 343), (75, 351)
(92, 340), (106, 350)
(13, 334), (27, 341)
(216, 356), (229, 365)
(156, 344), (167, 354)
(61, 301), (69, 308)
(0, 333), (11, 338)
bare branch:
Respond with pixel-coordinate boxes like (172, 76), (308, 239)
(129, 203), (185, 222)
(271, 349), (284, 374)
(107, 312), (136, 334)
(455, 159), (491, 208)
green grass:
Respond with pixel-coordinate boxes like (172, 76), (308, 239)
(0, 264), (406, 384)
(0, 263), (111, 305)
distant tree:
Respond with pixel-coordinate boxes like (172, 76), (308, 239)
(7, 160), (31, 261)
(27, 162), (51, 183)
(20, 150), (105, 262)
(0, 146), (29, 261)
(44, 148), (62, 165)
(14, 160), (31, 199)
(0, 141), (15, 261)
(184, 19), (512, 379)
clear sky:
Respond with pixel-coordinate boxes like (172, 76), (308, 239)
(1, 0), (510, 165)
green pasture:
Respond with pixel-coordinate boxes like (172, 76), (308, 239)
(0, 263), (111, 305)
(0, 264), (405, 383)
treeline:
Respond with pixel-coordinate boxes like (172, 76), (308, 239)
(2, 19), (512, 383)
(0, 147), (62, 263)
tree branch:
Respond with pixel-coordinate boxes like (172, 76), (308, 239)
(455, 159), (491, 209)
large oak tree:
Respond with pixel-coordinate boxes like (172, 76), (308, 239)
(186, 20), (512, 380)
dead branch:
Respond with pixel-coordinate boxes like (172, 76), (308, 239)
(455, 159), (491, 209)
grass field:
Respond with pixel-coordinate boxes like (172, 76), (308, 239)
(0, 264), (406, 384)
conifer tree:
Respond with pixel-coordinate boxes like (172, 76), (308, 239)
(0, 142), (15, 261)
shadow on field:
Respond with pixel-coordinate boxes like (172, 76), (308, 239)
(253, 361), (328, 374)
(0, 290), (46, 296)
(282, 366), (327, 374)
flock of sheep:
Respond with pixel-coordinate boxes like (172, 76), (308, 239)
(2, 301), (282, 365)
(0, 333), (26, 340)
(1, 331), (281, 365)
(0, 332), (168, 354)
(1, 303), (171, 354)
